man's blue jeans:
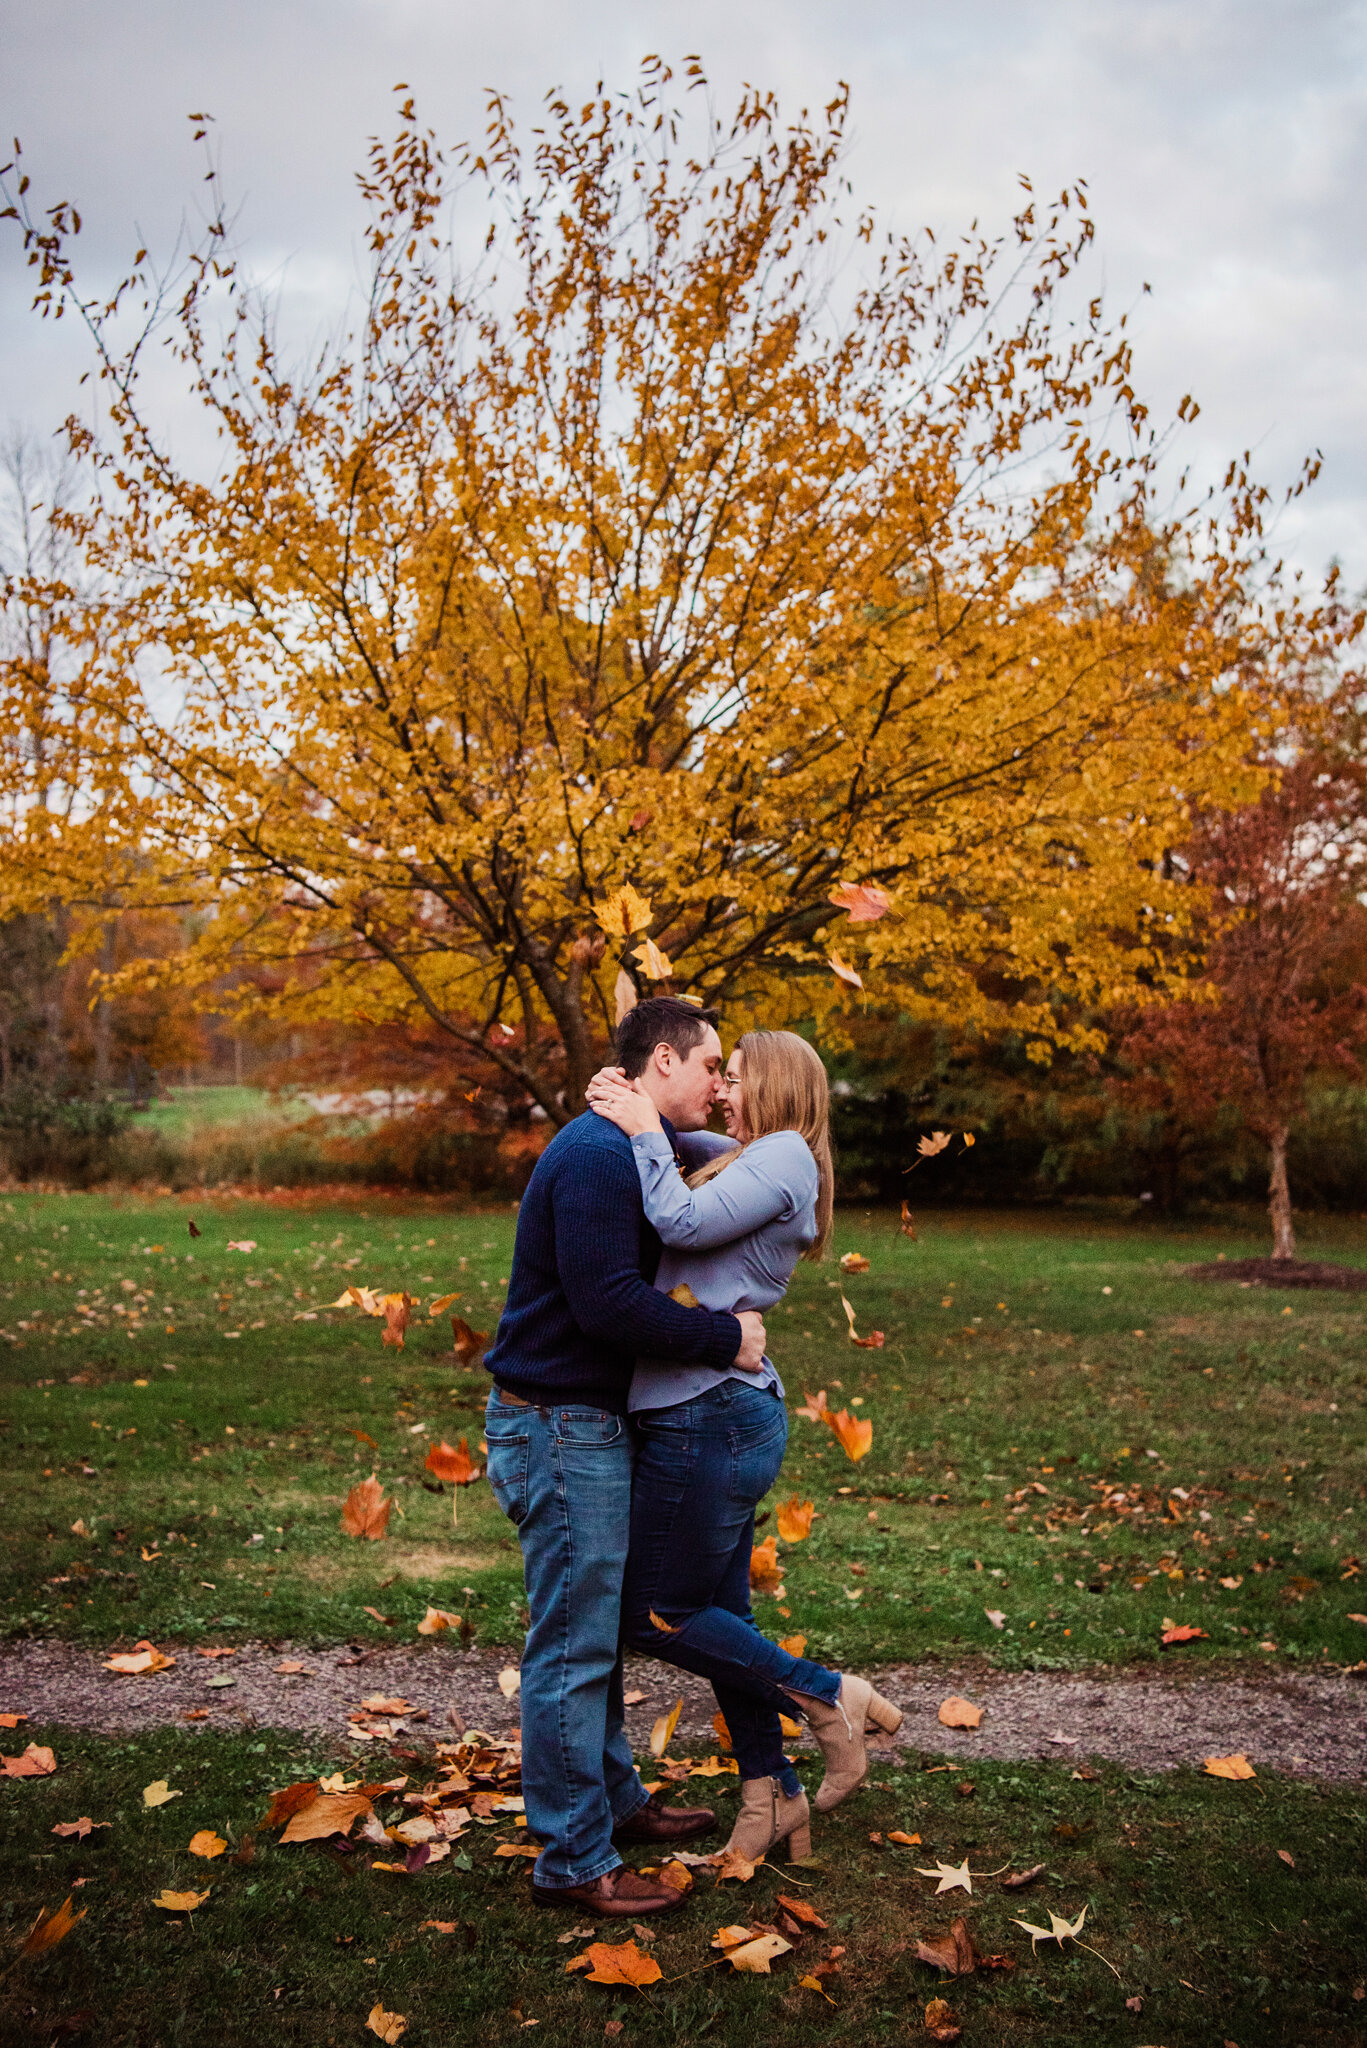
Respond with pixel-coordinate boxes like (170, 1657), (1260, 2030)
(483, 1390), (650, 1890)
(621, 1379), (840, 1790)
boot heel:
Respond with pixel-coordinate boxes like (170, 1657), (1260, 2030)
(866, 1693), (903, 1736)
(785, 1821), (812, 1859)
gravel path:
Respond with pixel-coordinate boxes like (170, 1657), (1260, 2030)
(2, 1641), (1363, 1780)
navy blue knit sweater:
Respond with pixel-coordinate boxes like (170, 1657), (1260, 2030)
(484, 1112), (744, 1411)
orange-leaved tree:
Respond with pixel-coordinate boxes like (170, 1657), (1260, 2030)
(0, 66), (1340, 1120)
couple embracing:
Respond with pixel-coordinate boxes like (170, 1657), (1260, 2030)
(482, 997), (901, 1919)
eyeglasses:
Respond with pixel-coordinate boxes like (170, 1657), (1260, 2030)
(718, 1072), (743, 1091)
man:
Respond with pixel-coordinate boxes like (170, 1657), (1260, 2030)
(483, 997), (767, 1918)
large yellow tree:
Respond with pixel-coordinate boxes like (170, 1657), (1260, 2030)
(0, 66), (1337, 1119)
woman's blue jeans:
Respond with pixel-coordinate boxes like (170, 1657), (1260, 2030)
(622, 1379), (840, 1789)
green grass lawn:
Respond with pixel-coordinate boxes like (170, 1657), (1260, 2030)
(134, 1088), (307, 1137)
(4, 1189), (1367, 2045)
(4, 1725), (1364, 2046)
(2, 1190), (1364, 1667)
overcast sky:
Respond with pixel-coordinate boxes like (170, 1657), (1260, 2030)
(3, 0), (1364, 589)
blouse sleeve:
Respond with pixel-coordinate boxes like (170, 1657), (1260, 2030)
(631, 1129), (814, 1251)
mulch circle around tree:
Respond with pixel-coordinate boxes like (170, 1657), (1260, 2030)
(1186, 1257), (1367, 1291)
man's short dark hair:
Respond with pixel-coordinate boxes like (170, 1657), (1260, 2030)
(615, 997), (720, 1079)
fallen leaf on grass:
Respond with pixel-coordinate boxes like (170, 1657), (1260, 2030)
(714, 1847), (761, 1883)
(1160, 1623), (1209, 1645)
(649, 1698), (682, 1759)
(52, 1818), (108, 1840)
(567, 1939), (662, 1988)
(21, 1896), (86, 1956)
(421, 1920), (460, 1933)
(4, 1743), (56, 1778)
(838, 1297), (885, 1355)
(658, 1860), (693, 1894)
(360, 1607), (394, 1628)
(103, 1640), (175, 1675)
(1278, 1849), (1295, 1868)
(937, 1695), (983, 1730)
(776, 1497), (815, 1543)
(794, 1390), (828, 1423)
(839, 1252), (870, 1274)
(984, 1608), (1006, 1630)
(749, 1535), (785, 1594)
(274, 1659), (309, 1675)
(188, 1830), (227, 1859)
(152, 1889), (209, 1912)
(778, 1634), (807, 1657)
(417, 1606), (463, 1636)
(914, 1859), (974, 1897)
(1219, 1575), (1244, 1590)
(724, 1932), (793, 1973)
(142, 1780), (181, 1808)
(1346, 1612), (1367, 1625)
(1012, 1904), (1088, 1951)
(1125, 1994), (1143, 2012)
(1203, 1753), (1256, 1780)
(0, 1712), (26, 1728)
(365, 2005), (408, 2044)
(924, 1995), (961, 2042)
(776, 1893), (827, 1928)
(280, 1792), (373, 1844)
(1001, 1864), (1045, 1890)
(493, 1843), (541, 1859)
(887, 1831), (922, 1846)
(262, 1781), (321, 1829)
(915, 1917), (976, 1976)
(226, 1240), (256, 1253)
(341, 1474), (391, 1541)
(799, 1974), (836, 2004)
(497, 1667), (521, 1700)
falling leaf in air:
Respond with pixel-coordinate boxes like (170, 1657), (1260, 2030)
(427, 1292), (461, 1317)
(21, 1896), (86, 1956)
(142, 1779), (182, 1808)
(725, 1931), (794, 1973)
(778, 1633), (807, 1657)
(913, 1859), (974, 1896)
(152, 1889), (210, 1912)
(188, 1830), (227, 1859)
(899, 1200), (917, 1240)
(330, 1285), (380, 1312)
(613, 969), (638, 1025)
(451, 1317), (488, 1365)
(4, 1744), (57, 1778)
(636, 936), (673, 980)
(839, 1295), (885, 1351)
(776, 1893), (828, 1928)
(961, 1132), (975, 1148)
(749, 1535), (786, 1595)
(795, 1389), (828, 1422)
(829, 881), (892, 923)
(667, 1280), (701, 1308)
(919, 1132), (951, 1159)
(1159, 1623), (1209, 1645)
(1012, 1904), (1088, 1951)
(1204, 1753), (1256, 1780)
(576, 1937), (663, 1987)
(825, 1402), (875, 1458)
(914, 1916), (977, 1976)
(0, 1713), (26, 1728)
(417, 1606), (462, 1636)
(103, 1640), (175, 1675)
(425, 1435), (482, 1524)
(365, 2004), (408, 2044)
(649, 1698), (683, 1759)
(497, 1667), (521, 1700)
(340, 1473), (391, 1541)
(937, 1695), (983, 1729)
(595, 885), (654, 941)
(828, 954), (864, 990)
(923, 1995), (962, 2042)
(226, 1240), (257, 1253)
(839, 1252), (870, 1274)
(280, 1792), (374, 1844)
(188, 1219), (201, 1237)
(380, 1292), (414, 1349)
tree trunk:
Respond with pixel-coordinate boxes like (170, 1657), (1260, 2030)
(1268, 1122), (1296, 1260)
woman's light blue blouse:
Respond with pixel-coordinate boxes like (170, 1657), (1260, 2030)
(628, 1126), (819, 1413)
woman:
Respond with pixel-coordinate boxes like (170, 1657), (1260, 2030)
(586, 1029), (901, 1865)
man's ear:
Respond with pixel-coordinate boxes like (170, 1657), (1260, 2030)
(650, 1041), (674, 1076)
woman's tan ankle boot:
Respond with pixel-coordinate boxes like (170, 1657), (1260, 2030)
(785, 1675), (904, 1812)
(723, 1776), (812, 1862)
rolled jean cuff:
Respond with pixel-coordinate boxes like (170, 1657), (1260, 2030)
(534, 1850), (623, 1891)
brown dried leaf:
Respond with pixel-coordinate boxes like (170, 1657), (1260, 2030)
(451, 1317), (488, 1365)
(340, 1473), (391, 1540)
(776, 1893), (827, 1928)
(924, 1995), (961, 2042)
(937, 1695), (983, 1730)
(914, 1916), (976, 1976)
(3, 1742), (56, 1778)
(280, 1792), (373, 1844)
(579, 1938), (662, 1987)
(1001, 1863), (1045, 1890)
(21, 1896), (86, 1956)
(749, 1535), (786, 1595)
(425, 1438), (480, 1486)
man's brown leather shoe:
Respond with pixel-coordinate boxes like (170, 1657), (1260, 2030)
(531, 1865), (686, 1917)
(612, 1792), (716, 1846)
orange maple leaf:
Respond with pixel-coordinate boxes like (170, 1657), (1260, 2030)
(825, 1405), (874, 1461)
(829, 881), (891, 922)
(380, 1292), (414, 1349)
(775, 1496), (815, 1542)
(21, 1895), (86, 1956)
(451, 1316), (488, 1365)
(749, 1534), (785, 1595)
(840, 1294), (885, 1351)
(340, 1473), (391, 1541)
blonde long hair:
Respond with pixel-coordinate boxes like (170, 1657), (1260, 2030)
(687, 1030), (834, 1260)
